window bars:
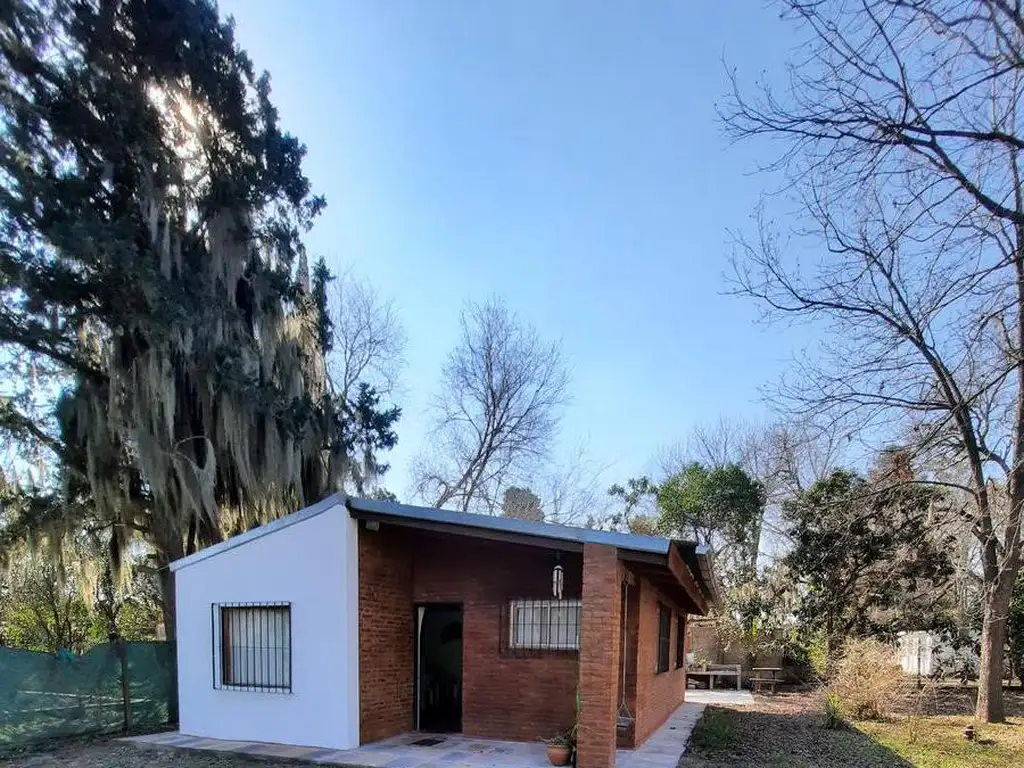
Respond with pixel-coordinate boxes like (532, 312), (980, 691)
(503, 599), (581, 655)
(211, 602), (292, 693)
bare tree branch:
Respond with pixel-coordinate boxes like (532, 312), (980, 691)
(723, 0), (1024, 722)
(413, 298), (569, 514)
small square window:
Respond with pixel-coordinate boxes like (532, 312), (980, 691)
(509, 599), (581, 650)
(212, 603), (291, 692)
(656, 603), (671, 674)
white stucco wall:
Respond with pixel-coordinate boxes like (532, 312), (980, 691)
(173, 497), (359, 749)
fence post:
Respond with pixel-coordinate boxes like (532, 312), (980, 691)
(112, 634), (133, 733)
(168, 641), (179, 725)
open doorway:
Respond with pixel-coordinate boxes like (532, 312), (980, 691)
(416, 604), (463, 733)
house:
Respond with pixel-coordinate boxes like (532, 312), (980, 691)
(897, 630), (980, 680)
(171, 494), (718, 768)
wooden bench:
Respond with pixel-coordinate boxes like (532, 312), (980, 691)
(750, 666), (782, 694)
(686, 664), (742, 691)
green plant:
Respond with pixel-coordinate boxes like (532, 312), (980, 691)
(806, 628), (830, 681)
(690, 707), (736, 751)
(823, 691), (844, 730)
(542, 730), (574, 748)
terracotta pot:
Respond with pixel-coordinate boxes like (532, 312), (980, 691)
(546, 744), (571, 766)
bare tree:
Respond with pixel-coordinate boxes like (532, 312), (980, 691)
(329, 269), (406, 402)
(414, 299), (569, 513)
(326, 269), (406, 492)
(723, 0), (1024, 722)
(539, 442), (614, 527)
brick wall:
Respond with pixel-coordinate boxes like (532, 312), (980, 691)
(631, 573), (687, 746)
(616, 574), (639, 748)
(358, 524), (582, 744)
(358, 525), (414, 743)
(412, 532), (582, 742)
(577, 544), (621, 768)
(358, 523), (693, 753)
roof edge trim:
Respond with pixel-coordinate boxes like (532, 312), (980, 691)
(168, 492), (347, 573)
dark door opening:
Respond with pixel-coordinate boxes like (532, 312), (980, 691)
(416, 604), (463, 733)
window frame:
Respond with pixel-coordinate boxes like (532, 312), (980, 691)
(508, 599), (582, 651)
(675, 613), (686, 669)
(212, 602), (292, 693)
(656, 603), (671, 674)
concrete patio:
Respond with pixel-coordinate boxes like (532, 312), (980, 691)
(123, 702), (707, 768)
(685, 689), (755, 706)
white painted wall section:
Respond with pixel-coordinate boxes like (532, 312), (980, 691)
(173, 496), (359, 749)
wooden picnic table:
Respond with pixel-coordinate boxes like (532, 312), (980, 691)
(750, 666), (783, 693)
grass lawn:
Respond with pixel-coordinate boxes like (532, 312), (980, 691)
(680, 690), (1024, 768)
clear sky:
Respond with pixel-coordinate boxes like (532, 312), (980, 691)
(217, 0), (813, 499)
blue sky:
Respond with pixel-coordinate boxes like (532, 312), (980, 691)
(218, 1), (811, 499)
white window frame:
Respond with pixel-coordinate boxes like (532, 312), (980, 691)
(508, 599), (581, 650)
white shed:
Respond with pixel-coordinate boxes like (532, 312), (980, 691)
(897, 630), (980, 680)
(172, 493), (359, 750)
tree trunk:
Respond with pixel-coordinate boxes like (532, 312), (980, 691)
(158, 566), (177, 644)
(976, 581), (1012, 722)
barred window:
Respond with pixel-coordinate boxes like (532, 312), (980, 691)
(656, 603), (670, 673)
(212, 602), (292, 692)
(509, 599), (581, 650)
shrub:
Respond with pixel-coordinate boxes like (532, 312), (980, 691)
(690, 707), (736, 751)
(827, 638), (911, 721)
(822, 691), (844, 729)
(806, 628), (831, 681)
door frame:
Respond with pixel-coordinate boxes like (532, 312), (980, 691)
(413, 602), (464, 732)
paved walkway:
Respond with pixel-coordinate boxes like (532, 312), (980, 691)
(685, 689), (755, 706)
(617, 703), (705, 768)
(124, 702), (707, 768)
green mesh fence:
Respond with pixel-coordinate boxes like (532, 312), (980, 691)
(0, 641), (176, 753)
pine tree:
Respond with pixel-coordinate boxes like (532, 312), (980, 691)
(0, 0), (398, 638)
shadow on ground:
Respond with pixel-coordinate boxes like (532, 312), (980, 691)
(678, 702), (912, 768)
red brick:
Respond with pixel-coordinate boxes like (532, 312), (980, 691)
(359, 526), (581, 744)
(358, 525), (693, 755)
(577, 544), (621, 768)
(358, 526), (414, 743)
(630, 572), (688, 745)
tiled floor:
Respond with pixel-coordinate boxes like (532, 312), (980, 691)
(123, 702), (707, 768)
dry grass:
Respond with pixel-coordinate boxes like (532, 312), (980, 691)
(829, 638), (913, 720)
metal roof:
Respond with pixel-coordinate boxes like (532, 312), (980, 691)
(346, 496), (675, 555)
(347, 497), (719, 609)
(167, 494), (720, 608)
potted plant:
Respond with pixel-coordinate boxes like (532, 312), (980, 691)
(543, 730), (574, 766)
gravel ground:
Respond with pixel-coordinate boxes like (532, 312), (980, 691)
(4, 690), (1021, 768)
(3, 740), (278, 768)
(678, 689), (1024, 768)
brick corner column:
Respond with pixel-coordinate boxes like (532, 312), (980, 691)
(578, 543), (622, 768)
